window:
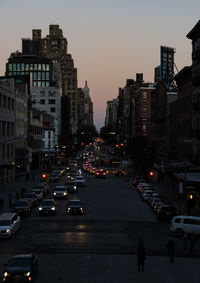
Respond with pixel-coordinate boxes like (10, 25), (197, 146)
(46, 64), (49, 71)
(21, 63), (25, 71)
(175, 218), (181, 223)
(11, 99), (14, 110)
(38, 64), (41, 71)
(25, 64), (29, 71)
(48, 131), (51, 138)
(7, 122), (10, 136)
(3, 121), (6, 136)
(50, 107), (55, 113)
(42, 82), (45, 87)
(8, 64), (12, 71)
(143, 93), (147, 99)
(38, 72), (41, 80)
(7, 144), (10, 159)
(34, 64), (38, 71)
(33, 72), (37, 80)
(13, 63), (16, 71)
(0, 93), (2, 107)
(42, 64), (46, 71)
(48, 141), (51, 148)
(17, 63), (20, 71)
(46, 72), (49, 80)
(49, 99), (55, 104)
(42, 72), (45, 80)
(46, 81), (50, 87)
(49, 91), (55, 96)
(40, 99), (45, 104)
(40, 91), (45, 96)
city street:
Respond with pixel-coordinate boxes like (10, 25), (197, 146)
(0, 170), (200, 282)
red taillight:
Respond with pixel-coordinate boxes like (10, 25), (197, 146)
(103, 173), (106, 175)
(96, 172), (100, 175)
(169, 223), (173, 227)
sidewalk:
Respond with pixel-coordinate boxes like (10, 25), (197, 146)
(0, 171), (42, 212)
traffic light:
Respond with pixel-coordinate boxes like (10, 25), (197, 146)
(41, 173), (46, 182)
(149, 171), (154, 177)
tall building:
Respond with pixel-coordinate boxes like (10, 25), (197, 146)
(33, 25), (78, 137)
(82, 81), (93, 126)
(0, 78), (16, 185)
(187, 20), (200, 162)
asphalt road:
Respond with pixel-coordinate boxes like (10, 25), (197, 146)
(0, 170), (199, 282)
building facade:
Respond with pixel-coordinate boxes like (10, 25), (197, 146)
(0, 78), (15, 185)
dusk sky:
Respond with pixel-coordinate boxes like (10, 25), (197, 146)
(0, 0), (200, 130)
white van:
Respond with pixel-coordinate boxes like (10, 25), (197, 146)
(0, 212), (21, 238)
(169, 215), (200, 236)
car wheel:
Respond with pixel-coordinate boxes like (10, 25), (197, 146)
(175, 228), (184, 237)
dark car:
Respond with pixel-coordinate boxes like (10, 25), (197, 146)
(21, 192), (38, 207)
(38, 199), (56, 216)
(66, 199), (84, 215)
(157, 205), (177, 221)
(49, 172), (59, 182)
(3, 254), (38, 282)
(12, 200), (31, 217)
(95, 169), (106, 178)
(65, 181), (78, 193)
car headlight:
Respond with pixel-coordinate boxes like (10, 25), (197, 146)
(4, 272), (9, 277)
(24, 272), (31, 277)
(63, 192), (67, 195)
(67, 208), (71, 211)
(39, 207), (42, 211)
(80, 208), (83, 211)
(51, 207), (55, 210)
(6, 229), (10, 233)
(54, 192), (56, 195)
(74, 186), (77, 189)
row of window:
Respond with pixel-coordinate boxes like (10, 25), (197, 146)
(0, 94), (14, 111)
(33, 81), (50, 87)
(0, 121), (14, 138)
(29, 139), (43, 150)
(0, 143), (14, 160)
(42, 141), (54, 149)
(8, 63), (50, 72)
(40, 99), (56, 105)
(29, 125), (42, 135)
(33, 91), (56, 97)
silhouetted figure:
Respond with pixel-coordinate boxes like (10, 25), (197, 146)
(137, 238), (146, 272)
(167, 239), (175, 264)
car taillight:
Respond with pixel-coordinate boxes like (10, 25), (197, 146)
(169, 223), (173, 227)
(97, 173), (100, 175)
(103, 173), (106, 175)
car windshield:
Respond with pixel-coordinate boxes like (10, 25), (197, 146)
(55, 187), (67, 191)
(69, 201), (81, 205)
(8, 258), (31, 267)
(14, 201), (27, 206)
(0, 220), (10, 226)
(41, 201), (53, 206)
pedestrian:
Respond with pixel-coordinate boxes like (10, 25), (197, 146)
(137, 238), (146, 272)
(167, 239), (175, 264)
(189, 232), (197, 255)
(0, 197), (4, 211)
(183, 233), (188, 253)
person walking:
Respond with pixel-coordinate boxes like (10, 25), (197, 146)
(137, 238), (146, 272)
(167, 239), (175, 264)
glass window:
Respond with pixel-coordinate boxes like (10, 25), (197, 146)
(40, 99), (45, 104)
(38, 72), (41, 80)
(46, 81), (49, 87)
(3, 96), (7, 108)
(13, 63), (16, 71)
(21, 72), (24, 75)
(17, 63), (20, 71)
(143, 93), (147, 99)
(46, 64), (49, 71)
(49, 99), (55, 104)
(25, 64), (29, 71)
(42, 72), (45, 80)
(46, 72), (49, 80)
(42, 81), (45, 87)
(33, 72), (37, 80)
(40, 91), (45, 96)
(33, 81), (37, 87)
(38, 81), (41, 87)
(50, 107), (55, 113)
(42, 64), (46, 71)
(38, 64), (41, 71)
(29, 64), (33, 71)
(21, 63), (24, 71)
(8, 64), (12, 71)
(34, 64), (38, 70)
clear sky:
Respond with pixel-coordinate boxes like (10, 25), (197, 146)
(0, 0), (200, 130)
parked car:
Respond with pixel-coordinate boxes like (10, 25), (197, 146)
(39, 199), (56, 215)
(29, 189), (43, 202)
(3, 254), (38, 282)
(0, 213), (21, 238)
(12, 200), (31, 217)
(53, 186), (68, 199)
(21, 192), (38, 207)
(157, 205), (177, 221)
(66, 199), (84, 215)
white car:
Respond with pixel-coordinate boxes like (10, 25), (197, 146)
(0, 213), (21, 238)
(53, 186), (68, 199)
(74, 176), (86, 186)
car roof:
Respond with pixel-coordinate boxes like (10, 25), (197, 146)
(0, 213), (18, 220)
(55, 186), (67, 189)
(11, 254), (32, 259)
